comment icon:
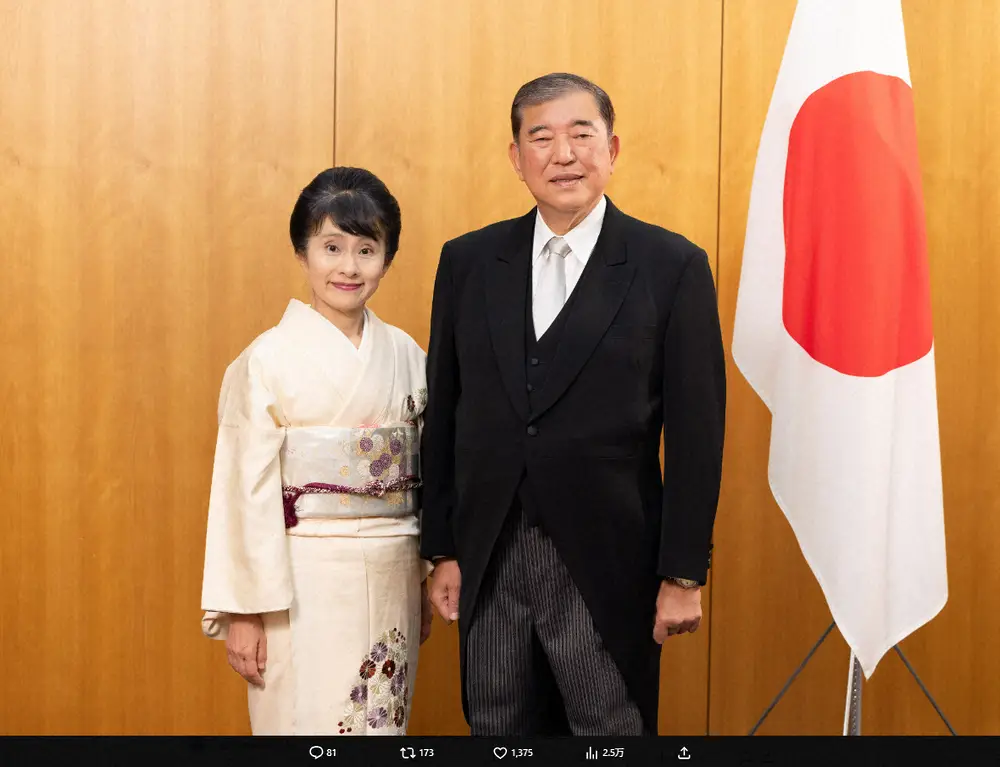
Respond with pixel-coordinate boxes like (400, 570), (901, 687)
(309, 745), (324, 759)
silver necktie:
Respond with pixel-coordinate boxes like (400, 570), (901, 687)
(533, 235), (572, 338)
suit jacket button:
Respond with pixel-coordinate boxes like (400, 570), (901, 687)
(530, 357), (540, 366)
(526, 425), (538, 436)
(526, 383), (534, 392)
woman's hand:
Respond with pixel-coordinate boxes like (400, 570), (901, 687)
(226, 614), (267, 687)
(420, 580), (433, 645)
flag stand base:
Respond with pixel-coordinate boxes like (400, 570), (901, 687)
(746, 620), (956, 735)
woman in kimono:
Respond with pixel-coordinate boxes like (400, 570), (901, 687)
(200, 167), (432, 735)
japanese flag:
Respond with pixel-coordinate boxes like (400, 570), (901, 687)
(731, 0), (948, 676)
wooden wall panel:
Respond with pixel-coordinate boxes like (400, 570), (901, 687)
(335, 0), (723, 736)
(710, 0), (1000, 736)
(0, 0), (334, 734)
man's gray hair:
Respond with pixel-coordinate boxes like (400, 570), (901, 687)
(510, 73), (615, 141)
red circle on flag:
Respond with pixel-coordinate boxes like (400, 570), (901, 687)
(782, 71), (933, 377)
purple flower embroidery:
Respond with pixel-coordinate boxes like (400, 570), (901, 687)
(390, 670), (405, 696)
(370, 455), (392, 477)
(390, 439), (402, 456)
(368, 707), (389, 729)
(359, 436), (374, 453)
(341, 628), (410, 733)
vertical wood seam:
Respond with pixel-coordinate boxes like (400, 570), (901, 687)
(332, 0), (339, 166)
(706, 0), (726, 739)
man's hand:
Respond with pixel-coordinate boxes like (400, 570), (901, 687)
(226, 614), (267, 687)
(653, 580), (702, 644)
(420, 580), (433, 644)
(428, 559), (461, 624)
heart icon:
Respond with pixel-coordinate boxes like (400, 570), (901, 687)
(493, 746), (508, 759)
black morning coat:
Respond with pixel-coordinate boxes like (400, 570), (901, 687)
(419, 198), (726, 732)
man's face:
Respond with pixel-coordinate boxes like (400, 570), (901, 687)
(509, 90), (619, 223)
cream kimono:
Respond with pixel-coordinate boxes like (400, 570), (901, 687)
(200, 298), (430, 736)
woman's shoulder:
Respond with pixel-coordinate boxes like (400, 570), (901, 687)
(229, 326), (283, 369)
(378, 317), (427, 361)
(217, 326), (285, 397)
(230, 299), (313, 370)
(214, 327), (285, 423)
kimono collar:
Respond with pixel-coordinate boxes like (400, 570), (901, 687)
(279, 298), (373, 357)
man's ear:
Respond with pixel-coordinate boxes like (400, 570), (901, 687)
(508, 140), (525, 182)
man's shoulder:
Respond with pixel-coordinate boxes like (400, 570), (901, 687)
(442, 213), (528, 256)
(617, 209), (706, 261)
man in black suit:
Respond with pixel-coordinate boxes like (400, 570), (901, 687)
(420, 73), (726, 736)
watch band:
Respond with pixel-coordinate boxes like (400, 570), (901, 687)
(665, 577), (700, 589)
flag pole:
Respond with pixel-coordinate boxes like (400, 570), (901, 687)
(843, 652), (863, 735)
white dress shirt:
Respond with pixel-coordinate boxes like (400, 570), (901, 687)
(530, 195), (608, 305)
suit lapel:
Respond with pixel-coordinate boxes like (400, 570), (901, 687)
(530, 200), (635, 420)
(484, 210), (535, 421)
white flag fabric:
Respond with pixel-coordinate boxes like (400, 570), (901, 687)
(732, 0), (948, 677)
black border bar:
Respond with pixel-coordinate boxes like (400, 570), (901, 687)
(0, 736), (997, 766)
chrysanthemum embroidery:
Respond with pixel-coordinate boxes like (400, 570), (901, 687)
(354, 429), (405, 481)
(368, 707), (389, 728)
(338, 628), (410, 734)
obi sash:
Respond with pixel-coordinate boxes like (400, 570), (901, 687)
(280, 424), (421, 528)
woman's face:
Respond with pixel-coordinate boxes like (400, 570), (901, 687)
(298, 218), (388, 317)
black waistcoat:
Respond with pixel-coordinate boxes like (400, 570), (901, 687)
(515, 260), (582, 527)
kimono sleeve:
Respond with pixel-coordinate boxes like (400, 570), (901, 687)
(397, 329), (434, 583)
(200, 347), (290, 639)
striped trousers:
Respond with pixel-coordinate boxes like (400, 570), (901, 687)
(466, 509), (644, 736)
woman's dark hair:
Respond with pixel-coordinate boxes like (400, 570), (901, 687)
(289, 167), (402, 265)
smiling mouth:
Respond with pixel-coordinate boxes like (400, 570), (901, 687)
(330, 282), (362, 291)
(550, 175), (583, 186)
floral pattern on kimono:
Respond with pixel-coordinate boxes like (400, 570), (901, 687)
(337, 628), (410, 734)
